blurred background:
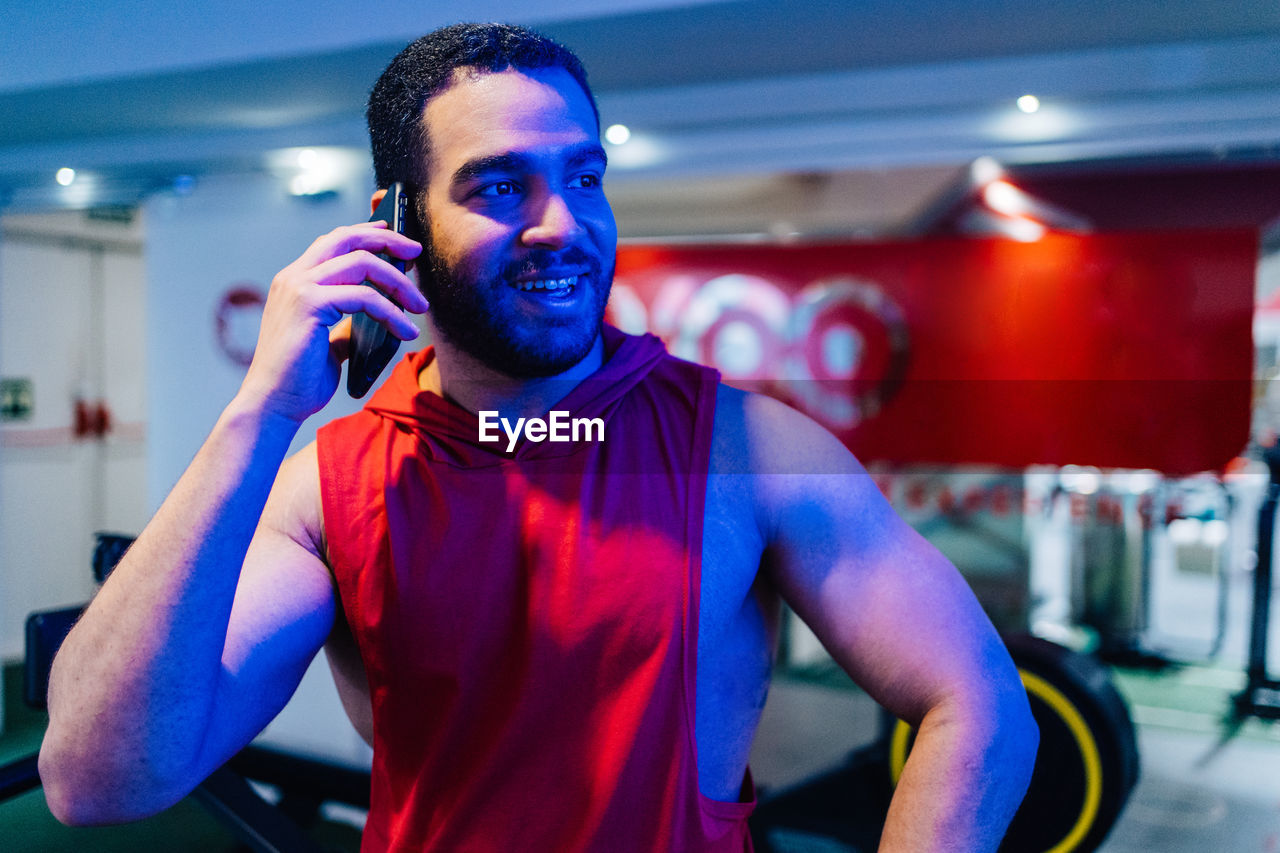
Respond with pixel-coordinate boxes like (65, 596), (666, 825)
(3, 1), (1280, 850)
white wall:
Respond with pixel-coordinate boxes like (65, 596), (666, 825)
(0, 212), (149, 664)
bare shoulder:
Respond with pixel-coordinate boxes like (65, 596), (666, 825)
(710, 384), (880, 538)
(711, 383), (861, 476)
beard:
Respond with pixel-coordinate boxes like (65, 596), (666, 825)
(416, 228), (614, 379)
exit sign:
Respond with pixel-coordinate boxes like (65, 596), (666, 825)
(0, 378), (34, 422)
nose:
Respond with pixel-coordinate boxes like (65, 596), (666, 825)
(520, 190), (582, 249)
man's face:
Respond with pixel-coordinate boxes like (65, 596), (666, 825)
(415, 66), (617, 378)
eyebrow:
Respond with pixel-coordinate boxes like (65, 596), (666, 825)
(449, 142), (608, 189)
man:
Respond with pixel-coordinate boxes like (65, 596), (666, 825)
(40, 23), (1036, 852)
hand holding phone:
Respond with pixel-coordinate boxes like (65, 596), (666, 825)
(348, 182), (416, 398)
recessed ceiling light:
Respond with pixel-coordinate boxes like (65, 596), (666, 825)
(290, 173), (322, 196)
(605, 124), (631, 145)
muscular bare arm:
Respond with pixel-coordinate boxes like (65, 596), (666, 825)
(39, 220), (424, 825)
(738, 389), (1038, 851)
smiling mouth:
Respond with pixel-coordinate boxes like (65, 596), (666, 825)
(511, 275), (579, 295)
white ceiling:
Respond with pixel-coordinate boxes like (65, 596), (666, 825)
(4, 0), (1280, 221)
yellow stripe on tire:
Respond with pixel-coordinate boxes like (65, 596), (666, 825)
(888, 668), (1105, 853)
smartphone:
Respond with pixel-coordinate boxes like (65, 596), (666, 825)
(347, 181), (416, 398)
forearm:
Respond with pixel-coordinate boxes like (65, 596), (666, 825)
(40, 220), (419, 824)
(40, 391), (302, 823)
(879, 694), (1038, 852)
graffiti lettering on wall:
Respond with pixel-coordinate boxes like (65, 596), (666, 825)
(869, 469), (1027, 523)
(608, 274), (910, 431)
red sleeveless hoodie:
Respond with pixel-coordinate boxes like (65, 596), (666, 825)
(317, 325), (755, 852)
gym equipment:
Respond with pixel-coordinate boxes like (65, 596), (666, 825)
(750, 634), (1139, 853)
(1234, 443), (1280, 720)
(0, 533), (372, 853)
(1050, 472), (1234, 668)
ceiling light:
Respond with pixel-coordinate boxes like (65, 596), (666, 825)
(290, 173), (324, 197)
(604, 134), (664, 169)
(969, 156), (1003, 186)
(55, 167), (76, 186)
(1016, 94), (1041, 114)
(982, 180), (1031, 217)
(1002, 215), (1047, 242)
(605, 124), (631, 145)
(267, 146), (364, 198)
(958, 208), (1046, 243)
(981, 179), (1092, 233)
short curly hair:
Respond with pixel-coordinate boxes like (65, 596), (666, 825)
(366, 23), (599, 190)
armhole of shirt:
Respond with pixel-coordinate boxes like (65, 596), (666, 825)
(683, 366), (756, 819)
(317, 418), (364, 630)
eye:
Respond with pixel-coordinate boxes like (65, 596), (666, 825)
(477, 180), (521, 198)
(569, 173), (602, 190)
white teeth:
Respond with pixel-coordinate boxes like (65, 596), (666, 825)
(516, 276), (578, 292)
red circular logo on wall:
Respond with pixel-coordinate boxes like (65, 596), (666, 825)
(215, 285), (267, 368)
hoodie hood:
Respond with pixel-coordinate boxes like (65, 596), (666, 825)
(363, 324), (669, 467)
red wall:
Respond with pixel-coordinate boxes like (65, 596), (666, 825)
(612, 229), (1256, 474)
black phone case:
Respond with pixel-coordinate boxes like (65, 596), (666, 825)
(347, 183), (410, 398)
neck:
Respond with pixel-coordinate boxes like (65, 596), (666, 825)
(418, 325), (606, 420)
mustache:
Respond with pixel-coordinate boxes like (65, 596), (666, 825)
(501, 247), (598, 281)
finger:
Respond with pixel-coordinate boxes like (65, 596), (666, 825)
(316, 284), (422, 341)
(295, 222), (423, 271)
(329, 316), (353, 363)
(309, 250), (429, 314)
